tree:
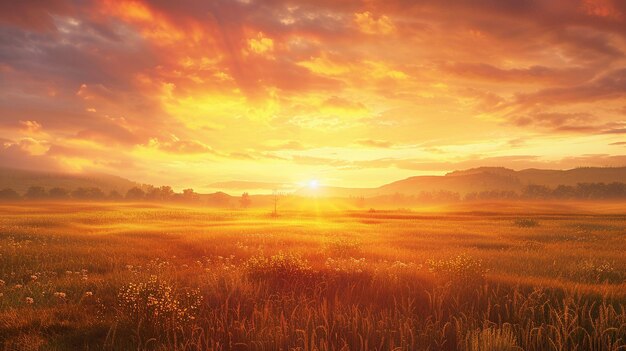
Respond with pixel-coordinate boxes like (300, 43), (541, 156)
(158, 186), (175, 201)
(71, 187), (105, 200)
(240, 192), (251, 208)
(0, 188), (20, 201)
(353, 196), (365, 208)
(522, 184), (551, 199)
(146, 186), (175, 201)
(181, 188), (200, 202)
(552, 185), (576, 199)
(108, 190), (123, 201)
(126, 187), (145, 201)
(25, 186), (47, 200)
(48, 187), (70, 199)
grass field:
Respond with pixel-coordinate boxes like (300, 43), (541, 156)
(0, 202), (625, 350)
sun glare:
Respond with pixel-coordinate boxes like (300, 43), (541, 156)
(308, 179), (319, 189)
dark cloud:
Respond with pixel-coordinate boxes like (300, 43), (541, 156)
(512, 112), (594, 129)
(444, 63), (593, 85)
(0, 139), (63, 172)
(514, 68), (626, 106)
(509, 111), (626, 134)
(0, 0), (73, 32)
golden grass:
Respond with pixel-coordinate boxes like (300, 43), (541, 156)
(0, 202), (625, 350)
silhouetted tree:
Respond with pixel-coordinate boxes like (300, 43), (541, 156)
(465, 190), (518, 201)
(160, 186), (175, 200)
(552, 185), (576, 199)
(126, 187), (145, 200)
(214, 192), (231, 207)
(240, 192), (251, 208)
(353, 196), (366, 208)
(48, 187), (70, 200)
(0, 188), (20, 201)
(605, 182), (626, 199)
(522, 184), (551, 199)
(25, 186), (47, 200)
(181, 188), (200, 202)
(72, 187), (105, 200)
(108, 190), (123, 201)
(417, 191), (434, 202)
(146, 186), (175, 201)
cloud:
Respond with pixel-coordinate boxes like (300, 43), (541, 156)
(323, 96), (366, 112)
(1, 0), (626, 187)
(354, 12), (395, 35)
(514, 68), (626, 107)
(508, 111), (626, 134)
(149, 138), (215, 154)
(511, 112), (595, 129)
(19, 120), (43, 134)
(355, 139), (393, 148)
(0, 139), (62, 172)
(265, 140), (308, 150)
(0, 0), (73, 32)
(207, 180), (287, 190)
(444, 63), (592, 85)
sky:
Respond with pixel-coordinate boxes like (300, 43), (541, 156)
(1, 0), (626, 192)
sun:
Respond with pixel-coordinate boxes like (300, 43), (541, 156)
(308, 179), (319, 189)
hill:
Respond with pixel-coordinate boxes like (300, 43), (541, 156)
(299, 166), (626, 197)
(0, 167), (140, 194)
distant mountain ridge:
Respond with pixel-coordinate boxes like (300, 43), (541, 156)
(299, 166), (626, 197)
(0, 167), (140, 194)
(2, 166), (625, 198)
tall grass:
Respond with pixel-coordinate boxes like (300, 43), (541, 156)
(0, 203), (624, 350)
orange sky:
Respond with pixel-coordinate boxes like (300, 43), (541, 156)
(1, 0), (625, 192)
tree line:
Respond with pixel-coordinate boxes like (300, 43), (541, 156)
(0, 185), (201, 202)
(466, 182), (626, 200)
(1, 182), (625, 203)
(360, 182), (626, 205)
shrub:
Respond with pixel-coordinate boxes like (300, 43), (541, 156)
(324, 237), (361, 257)
(244, 252), (312, 280)
(427, 253), (485, 286)
(117, 275), (202, 334)
(324, 257), (367, 274)
(581, 260), (623, 284)
(513, 218), (539, 228)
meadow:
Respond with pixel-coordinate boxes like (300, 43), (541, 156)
(0, 201), (625, 350)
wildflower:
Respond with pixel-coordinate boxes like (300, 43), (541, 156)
(84, 291), (93, 297)
(25, 297), (34, 304)
(30, 275), (38, 281)
(54, 292), (67, 299)
(0, 279), (5, 286)
(14, 284), (23, 289)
